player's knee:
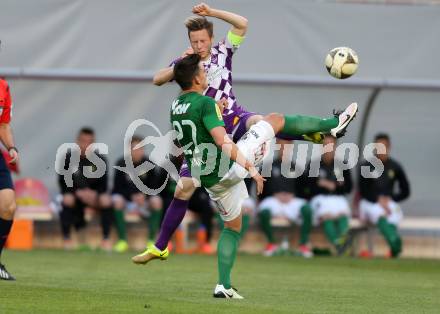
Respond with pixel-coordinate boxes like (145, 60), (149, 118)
(113, 196), (125, 210)
(99, 194), (112, 208)
(0, 201), (16, 220)
(149, 196), (163, 210)
(264, 113), (285, 133)
(174, 178), (197, 200)
(63, 194), (76, 207)
(224, 216), (242, 233)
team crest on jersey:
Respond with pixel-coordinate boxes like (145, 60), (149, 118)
(388, 169), (395, 179)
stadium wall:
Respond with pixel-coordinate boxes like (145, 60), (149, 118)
(0, 0), (439, 216)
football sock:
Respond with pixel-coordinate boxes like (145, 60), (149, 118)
(148, 209), (162, 242)
(377, 217), (400, 254)
(113, 210), (127, 241)
(336, 216), (349, 238)
(155, 198), (188, 250)
(218, 228), (240, 289)
(377, 217), (402, 257)
(323, 220), (338, 245)
(258, 209), (275, 243)
(240, 214), (250, 239)
(281, 115), (338, 136)
(299, 205), (312, 245)
(101, 207), (113, 240)
(387, 222), (402, 257)
(0, 218), (13, 258)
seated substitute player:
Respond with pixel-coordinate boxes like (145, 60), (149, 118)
(0, 71), (19, 281)
(58, 127), (113, 251)
(257, 139), (313, 257)
(358, 133), (410, 258)
(112, 135), (166, 253)
(136, 3), (358, 261)
(308, 135), (353, 254)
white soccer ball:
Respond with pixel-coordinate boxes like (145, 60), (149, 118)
(325, 47), (359, 79)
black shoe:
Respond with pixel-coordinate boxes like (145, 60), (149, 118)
(0, 263), (16, 281)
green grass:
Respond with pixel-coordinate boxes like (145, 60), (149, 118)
(1, 250), (439, 314)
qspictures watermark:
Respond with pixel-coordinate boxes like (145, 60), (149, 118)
(55, 119), (386, 195)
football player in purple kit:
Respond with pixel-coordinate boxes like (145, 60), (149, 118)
(132, 2), (357, 264)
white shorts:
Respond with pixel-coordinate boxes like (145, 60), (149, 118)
(359, 199), (403, 226)
(258, 196), (306, 224)
(310, 195), (351, 226)
(206, 120), (275, 222)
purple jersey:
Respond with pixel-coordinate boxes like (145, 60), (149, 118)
(170, 34), (254, 133)
(201, 35), (239, 115)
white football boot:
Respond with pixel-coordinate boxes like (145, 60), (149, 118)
(330, 102), (358, 138)
(213, 284), (244, 299)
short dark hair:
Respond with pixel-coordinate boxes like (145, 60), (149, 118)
(375, 133), (390, 142)
(185, 16), (214, 38)
(173, 54), (201, 90)
(131, 135), (143, 144)
(78, 127), (95, 136)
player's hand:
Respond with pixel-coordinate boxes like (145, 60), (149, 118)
(216, 98), (228, 114)
(249, 167), (266, 195)
(378, 195), (392, 215)
(318, 178), (336, 191)
(181, 47), (194, 58)
(8, 148), (18, 164)
(192, 3), (212, 16)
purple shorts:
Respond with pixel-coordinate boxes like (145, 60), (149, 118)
(179, 107), (257, 178)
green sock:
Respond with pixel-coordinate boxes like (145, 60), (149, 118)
(336, 216), (349, 239)
(387, 223), (402, 257)
(113, 210), (127, 241)
(389, 224), (402, 256)
(377, 217), (400, 254)
(259, 209), (274, 243)
(281, 115), (338, 136)
(217, 228), (240, 289)
(323, 220), (338, 246)
(299, 205), (312, 245)
(240, 214), (250, 239)
(148, 210), (162, 241)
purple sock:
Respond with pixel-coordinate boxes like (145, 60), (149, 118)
(155, 198), (188, 250)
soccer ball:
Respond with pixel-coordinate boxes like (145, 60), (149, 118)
(325, 47), (359, 79)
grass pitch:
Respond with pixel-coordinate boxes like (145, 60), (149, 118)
(0, 250), (439, 313)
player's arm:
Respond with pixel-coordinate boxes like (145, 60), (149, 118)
(192, 3), (248, 36)
(393, 164), (410, 202)
(153, 47), (195, 86)
(202, 99), (264, 193)
(153, 67), (174, 86)
(0, 85), (18, 164)
(209, 126), (265, 195)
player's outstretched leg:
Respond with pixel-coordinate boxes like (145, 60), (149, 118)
(275, 102), (358, 140)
